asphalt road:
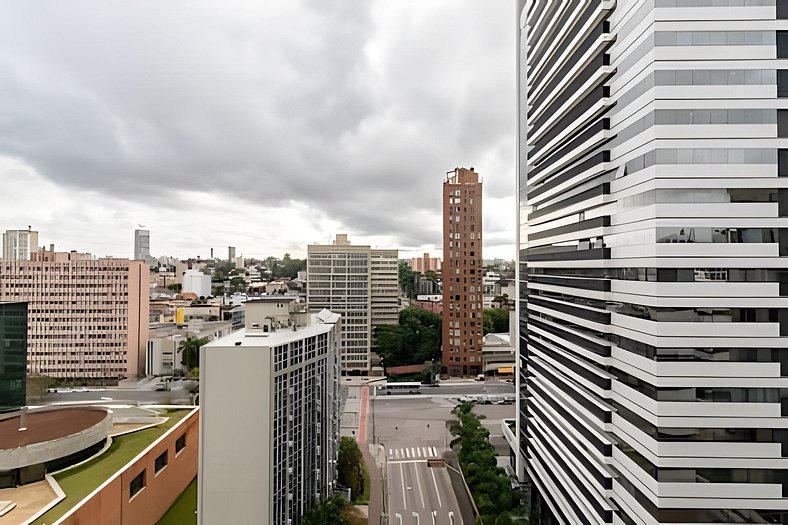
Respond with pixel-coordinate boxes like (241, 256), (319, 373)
(31, 387), (195, 406)
(388, 452), (461, 525)
(372, 395), (514, 525)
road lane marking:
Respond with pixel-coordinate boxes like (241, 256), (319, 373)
(385, 459), (426, 464)
(431, 446), (437, 456)
(389, 448), (392, 457)
(406, 448), (410, 458)
(400, 462), (407, 511)
(430, 467), (442, 508)
(414, 463), (425, 508)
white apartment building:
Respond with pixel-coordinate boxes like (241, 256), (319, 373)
(198, 298), (340, 525)
(182, 269), (212, 298)
(2, 228), (39, 261)
(519, 2), (788, 524)
(307, 234), (398, 373)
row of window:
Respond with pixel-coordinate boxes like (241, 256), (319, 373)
(129, 432), (187, 500)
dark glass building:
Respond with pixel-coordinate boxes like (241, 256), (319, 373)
(0, 302), (27, 412)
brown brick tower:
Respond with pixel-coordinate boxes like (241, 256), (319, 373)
(441, 167), (483, 377)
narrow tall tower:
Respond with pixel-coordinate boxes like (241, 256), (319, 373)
(442, 167), (483, 377)
(133, 229), (150, 261)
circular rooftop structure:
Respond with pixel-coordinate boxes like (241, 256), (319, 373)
(0, 406), (112, 485)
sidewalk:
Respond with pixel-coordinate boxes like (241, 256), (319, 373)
(358, 386), (383, 525)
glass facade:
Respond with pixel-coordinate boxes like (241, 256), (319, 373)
(0, 302), (27, 412)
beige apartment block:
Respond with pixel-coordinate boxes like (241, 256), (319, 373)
(411, 252), (442, 274)
(307, 234), (398, 373)
(0, 250), (149, 379)
(370, 249), (399, 327)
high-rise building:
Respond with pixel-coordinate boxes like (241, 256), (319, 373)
(0, 302), (27, 412)
(0, 250), (149, 379)
(442, 167), (483, 377)
(228, 246), (236, 261)
(370, 249), (399, 328)
(2, 228), (39, 261)
(133, 229), (150, 261)
(199, 298), (340, 524)
(518, 2), (788, 523)
(307, 234), (398, 373)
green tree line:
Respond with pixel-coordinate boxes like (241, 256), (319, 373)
(450, 402), (519, 524)
(374, 307), (441, 367)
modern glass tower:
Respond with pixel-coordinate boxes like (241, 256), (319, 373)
(0, 302), (27, 412)
(518, 1), (788, 523)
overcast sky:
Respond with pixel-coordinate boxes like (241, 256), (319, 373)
(0, 1), (515, 261)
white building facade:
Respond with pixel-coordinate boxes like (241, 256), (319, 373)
(519, 2), (788, 524)
(198, 298), (340, 525)
(182, 269), (212, 298)
(2, 228), (38, 261)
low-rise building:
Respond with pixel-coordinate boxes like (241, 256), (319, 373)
(199, 298), (341, 524)
(182, 269), (211, 298)
(146, 320), (233, 376)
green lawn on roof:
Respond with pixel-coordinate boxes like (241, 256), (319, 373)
(32, 409), (190, 525)
(156, 476), (197, 525)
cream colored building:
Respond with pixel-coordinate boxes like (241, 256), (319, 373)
(307, 234), (398, 373)
(370, 249), (399, 327)
(0, 250), (149, 378)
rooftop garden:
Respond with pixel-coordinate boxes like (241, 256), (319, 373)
(32, 409), (191, 525)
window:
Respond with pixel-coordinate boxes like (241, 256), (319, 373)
(155, 450), (168, 474)
(780, 31), (788, 58)
(779, 110), (788, 137)
(130, 470), (146, 499)
(175, 433), (186, 454)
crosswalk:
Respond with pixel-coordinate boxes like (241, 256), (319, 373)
(387, 446), (440, 460)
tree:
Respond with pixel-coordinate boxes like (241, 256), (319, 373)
(179, 336), (209, 371)
(374, 307), (441, 367)
(450, 402), (516, 523)
(300, 495), (350, 525)
(483, 308), (509, 335)
(398, 261), (418, 299)
(337, 437), (364, 500)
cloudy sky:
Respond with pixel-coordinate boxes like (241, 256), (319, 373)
(0, 1), (515, 261)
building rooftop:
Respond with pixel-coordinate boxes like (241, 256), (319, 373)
(0, 407), (106, 450)
(26, 407), (195, 525)
(205, 310), (338, 348)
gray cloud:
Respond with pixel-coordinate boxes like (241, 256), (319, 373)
(0, 0), (514, 252)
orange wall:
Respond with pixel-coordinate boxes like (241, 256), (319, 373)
(60, 409), (198, 525)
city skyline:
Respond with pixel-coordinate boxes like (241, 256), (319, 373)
(0, 1), (516, 261)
